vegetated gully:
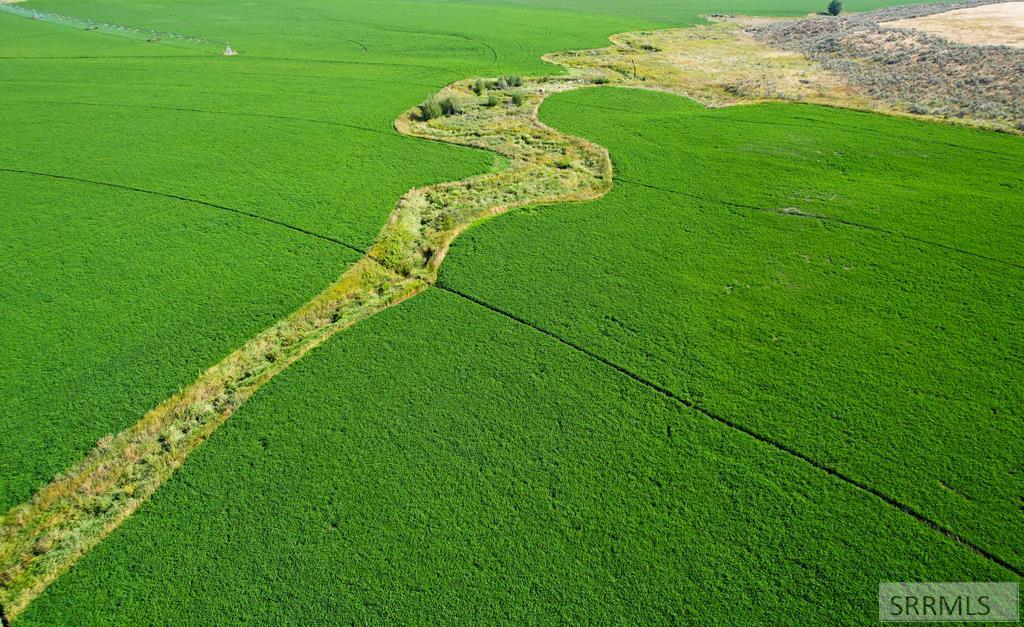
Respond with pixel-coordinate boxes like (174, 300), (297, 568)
(1, 29), (1020, 624)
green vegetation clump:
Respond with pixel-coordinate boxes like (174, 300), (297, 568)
(419, 94), (463, 120)
(492, 75), (523, 90)
(827, 0), (843, 15)
(485, 93), (501, 107)
(442, 97), (464, 116)
(510, 90), (526, 106)
(419, 95), (444, 120)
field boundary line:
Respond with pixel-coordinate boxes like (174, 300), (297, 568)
(431, 282), (1024, 579)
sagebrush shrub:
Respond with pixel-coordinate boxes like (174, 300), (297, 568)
(752, 3), (1024, 129)
(418, 96), (443, 120)
(440, 96), (462, 116)
(492, 75), (523, 90)
(418, 95), (462, 120)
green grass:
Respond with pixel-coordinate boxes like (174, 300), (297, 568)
(17, 289), (1009, 624)
(0, 47), (497, 249)
(439, 87), (1024, 570)
(2, 0), (1016, 621)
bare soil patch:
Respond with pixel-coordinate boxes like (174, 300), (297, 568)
(886, 2), (1024, 47)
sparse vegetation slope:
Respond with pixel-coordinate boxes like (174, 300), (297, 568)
(752, 1), (1024, 129)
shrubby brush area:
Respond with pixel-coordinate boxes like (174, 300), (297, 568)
(752, 1), (1024, 129)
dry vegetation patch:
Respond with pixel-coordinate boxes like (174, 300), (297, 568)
(545, 19), (875, 109)
(752, 2), (1024, 131)
(885, 2), (1024, 47)
(548, 10), (1024, 133)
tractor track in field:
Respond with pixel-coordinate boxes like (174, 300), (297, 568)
(2, 21), (1021, 621)
(359, 24), (500, 63)
(430, 282), (1024, 579)
(0, 99), (424, 140)
(615, 176), (1024, 270)
(0, 167), (368, 256)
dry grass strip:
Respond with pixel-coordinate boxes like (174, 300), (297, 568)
(552, 17), (1023, 133)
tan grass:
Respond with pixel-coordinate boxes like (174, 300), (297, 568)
(885, 2), (1024, 48)
(544, 19), (878, 111)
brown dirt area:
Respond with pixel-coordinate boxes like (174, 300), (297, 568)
(885, 2), (1024, 47)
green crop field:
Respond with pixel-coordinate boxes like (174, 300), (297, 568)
(0, 175), (360, 511)
(440, 88), (1024, 568)
(15, 290), (1009, 624)
(1, 0), (1021, 623)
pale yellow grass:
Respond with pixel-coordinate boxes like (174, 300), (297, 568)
(548, 18), (1018, 132)
(885, 2), (1024, 47)
(545, 19), (879, 111)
